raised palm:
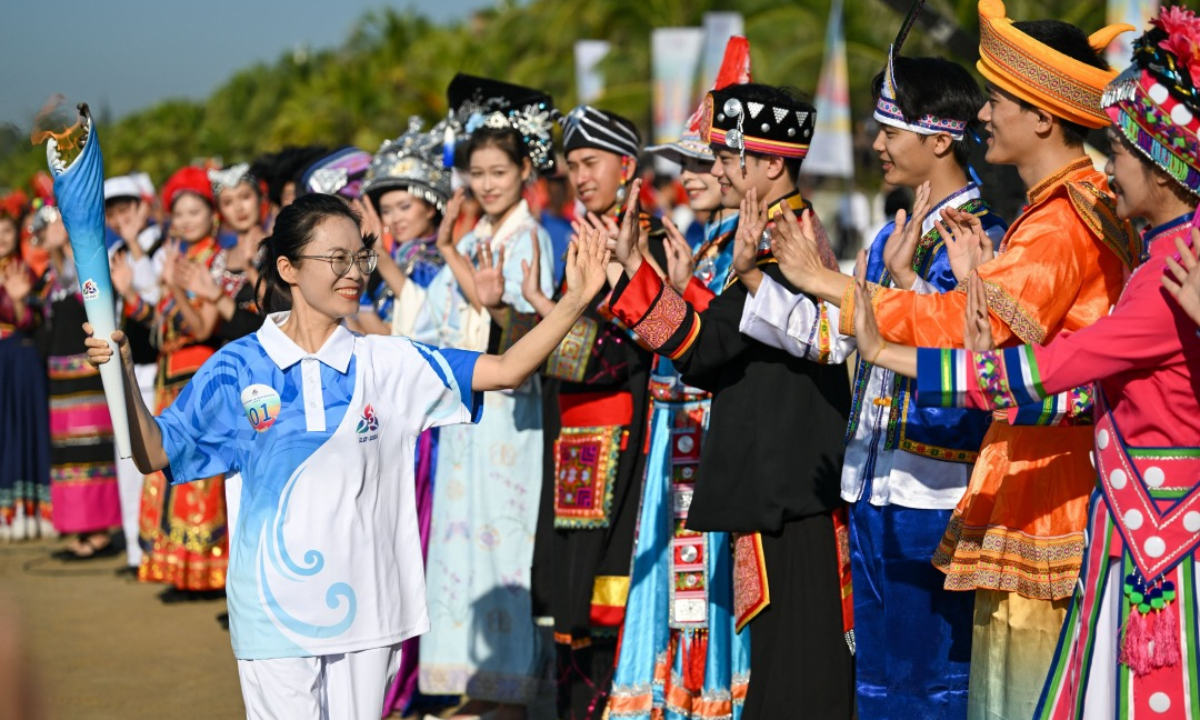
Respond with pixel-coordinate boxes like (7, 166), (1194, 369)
(474, 241), (506, 309)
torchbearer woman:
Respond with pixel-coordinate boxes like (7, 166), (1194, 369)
(84, 193), (612, 719)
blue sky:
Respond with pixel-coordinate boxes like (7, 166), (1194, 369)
(0, 0), (495, 128)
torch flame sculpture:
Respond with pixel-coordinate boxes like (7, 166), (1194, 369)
(40, 101), (132, 459)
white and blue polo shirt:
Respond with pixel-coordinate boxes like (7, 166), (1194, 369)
(156, 312), (482, 660)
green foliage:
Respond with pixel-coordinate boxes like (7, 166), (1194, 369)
(0, 0), (1106, 191)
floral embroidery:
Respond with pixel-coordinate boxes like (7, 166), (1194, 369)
(733, 533), (769, 632)
(545, 317), (599, 383)
(633, 285), (688, 350)
(553, 426), (622, 529)
(974, 280), (1047, 345)
(933, 514), (1084, 600)
(974, 350), (1019, 409)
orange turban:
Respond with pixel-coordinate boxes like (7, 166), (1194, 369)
(977, 0), (1134, 128)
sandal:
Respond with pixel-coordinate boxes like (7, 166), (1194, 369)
(53, 534), (116, 561)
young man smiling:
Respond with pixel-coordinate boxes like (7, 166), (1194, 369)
(526, 104), (659, 720)
(761, 2), (1138, 717)
(736, 48), (1007, 719)
(605, 82), (855, 719)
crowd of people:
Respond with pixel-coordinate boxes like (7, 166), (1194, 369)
(3, 1), (1200, 719)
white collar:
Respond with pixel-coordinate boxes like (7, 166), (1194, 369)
(256, 312), (356, 373)
(472, 199), (534, 249)
(923, 183), (982, 235)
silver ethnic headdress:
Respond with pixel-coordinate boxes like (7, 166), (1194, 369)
(362, 117), (453, 213)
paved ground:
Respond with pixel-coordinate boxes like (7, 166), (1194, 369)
(0, 538), (244, 719)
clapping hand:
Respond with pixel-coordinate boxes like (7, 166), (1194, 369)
(159, 239), (182, 289)
(771, 203), (825, 292)
(474, 241), (507, 310)
(662, 217), (695, 295)
(964, 273), (995, 351)
(882, 182), (932, 289)
(520, 229), (551, 313)
(732, 188), (766, 280)
(564, 223), (612, 306)
(1163, 229), (1200, 327)
(852, 250), (886, 364)
(611, 179), (643, 275)
(436, 188), (466, 252)
(109, 251), (134, 298)
(939, 207), (994, 282)
(177, 254), (222, 303)
(41, 215), (69, 252)
(1, 261), (33, 304)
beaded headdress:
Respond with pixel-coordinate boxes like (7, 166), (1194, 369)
(363, 117), (453, 213)
(873, 0), (968, 140)
(208, 163), (256, 197)
(447, 74), (559, 173)
(1102, 7), (1200, 197)
(699, 86), (815, 167)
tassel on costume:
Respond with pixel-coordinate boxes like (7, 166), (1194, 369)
(1151, 601), (1181, 669)
(682, 631), (707, 694)
(1121, 611), (1153, 677)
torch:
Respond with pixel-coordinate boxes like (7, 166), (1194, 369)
(40, 102), (132, 459)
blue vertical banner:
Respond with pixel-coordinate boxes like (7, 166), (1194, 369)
(574, 40), (612, 106)
(651, 28), (707, 146)
(697, 13), (746, 101)
(47, 104), (132, 459)
(802, 0), (855, 179)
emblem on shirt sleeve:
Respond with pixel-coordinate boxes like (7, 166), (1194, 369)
(241, 384), (281, 432)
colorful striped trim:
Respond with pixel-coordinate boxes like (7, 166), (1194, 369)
(918, 345), (1050, 413)
(916, 347), (968, 409)
(47, 353), (100, 379)
(874, 98), (968, 139)
(932, 514), (1084, 600)
(667, 313), (702, 361)
(707, 128), (810, 159)
(1008, 385), (1093, 427)
(544, 317), (599, 383)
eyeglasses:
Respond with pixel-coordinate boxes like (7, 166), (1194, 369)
(295, 249), (378, 278)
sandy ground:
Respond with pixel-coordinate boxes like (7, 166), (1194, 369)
(0, 538), (554, 720)
(0, 538), (244, 719)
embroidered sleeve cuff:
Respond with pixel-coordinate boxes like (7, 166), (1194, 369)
(916, 345), (1049, 412)
(837, 279), (883, 337)
(610, 262), (664, 328)
(1006, 384), (1094, 426)
(123, 296), (151, 322)
(838, 280), (857, 336)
